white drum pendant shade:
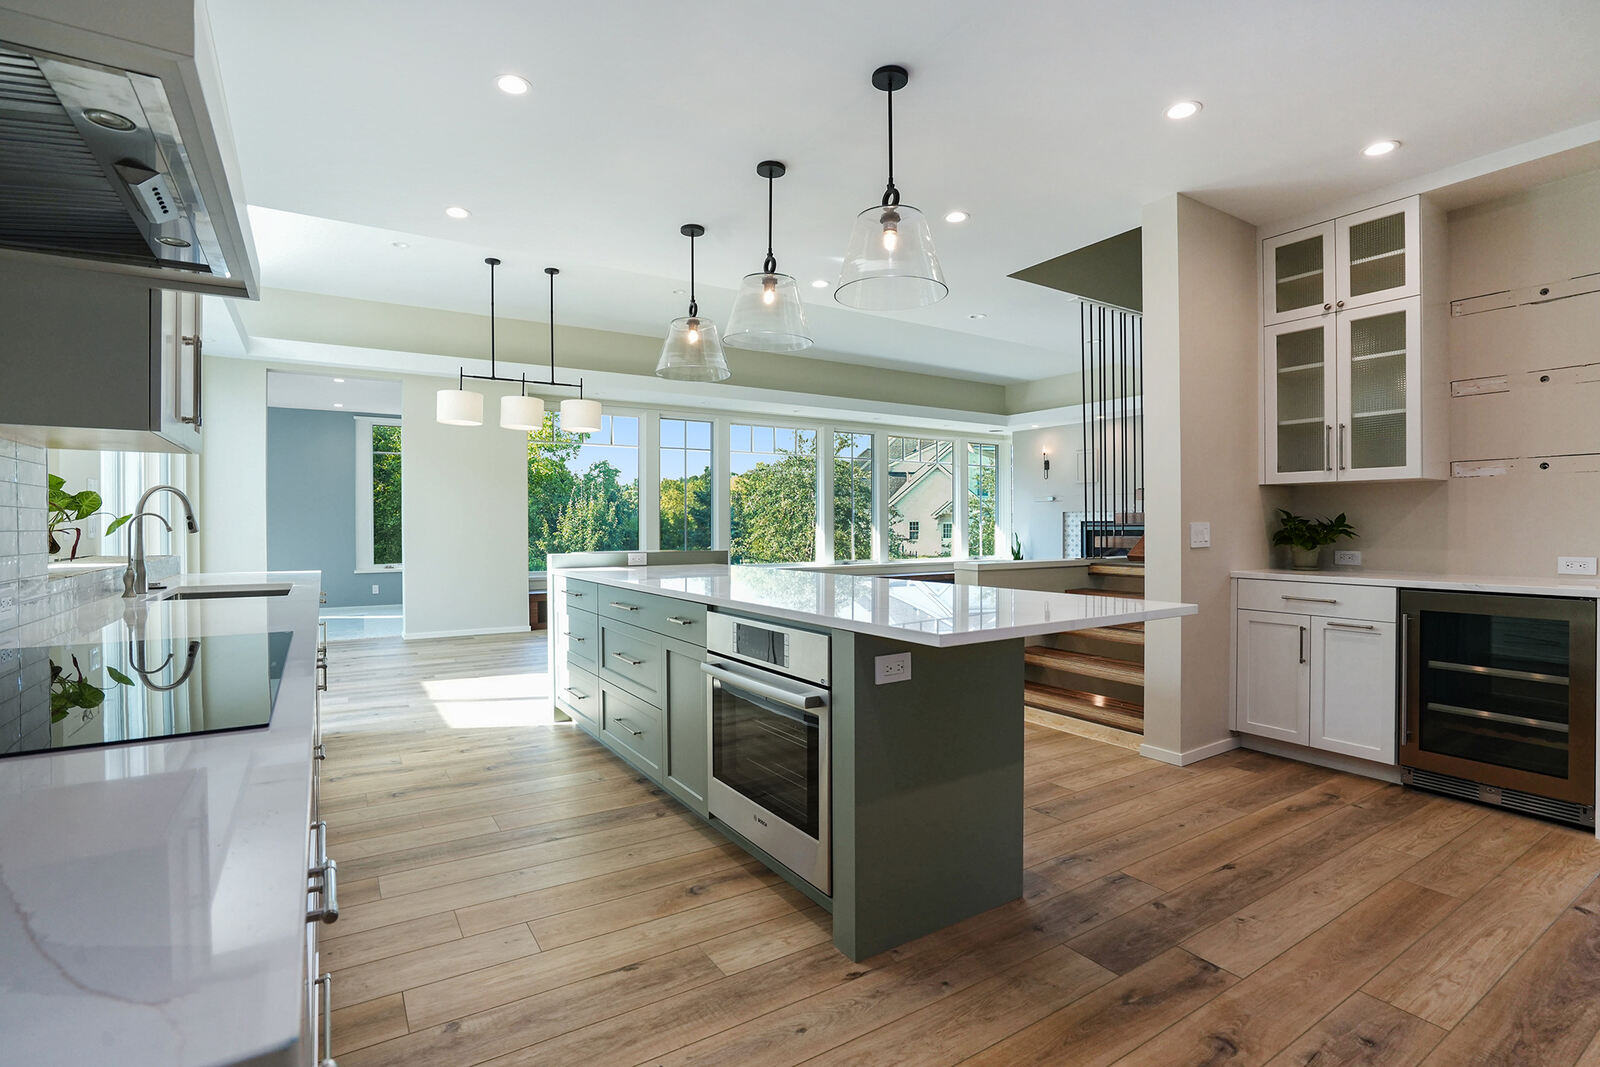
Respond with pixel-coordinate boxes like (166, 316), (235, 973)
(656, 316), (731, 381)
(835, 202), (947, 310)
(560, 397), (603, 433)
(500, 393), (544, 431)
(437, 388), (483, 426)
(724, 272), (812, 352)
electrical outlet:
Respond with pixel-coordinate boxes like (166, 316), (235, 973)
(1557, 556), (1598, 576)
(1334, 550), (1362, 566)
(1189, 522), (1211, 548)
(372, 584), (380, 594)
(874, 651), (912, 685)
(627, 551), (648, 566)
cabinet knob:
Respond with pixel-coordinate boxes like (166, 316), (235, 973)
(1323, 303), (1333, 311)
(1335, 300), (1345, 308)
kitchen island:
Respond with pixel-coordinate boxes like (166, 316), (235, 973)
(551, 561), (1196, 961)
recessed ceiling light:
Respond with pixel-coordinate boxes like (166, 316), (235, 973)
(1165, 100), (1202, 120)
(672, 288), (686, 295)
(333, 402), (345, 408)
(944, 210), (969, 224)
(1363, 139), (1400, 157)
(333, 378), (345, 383)
(391, 241), (409, 249)
(445, 205), (471, 219)
(495, 74), (531, 96)
(84, 108), (136, 131)
(811, 279), (829, 289)
(968, 313), (987, 320)
(156, 235), (190, 247)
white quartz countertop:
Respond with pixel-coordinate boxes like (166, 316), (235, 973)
(1233, 568), (1600, 599)
(565, 564), (1196, 645)
(0, 571), (322, 1067)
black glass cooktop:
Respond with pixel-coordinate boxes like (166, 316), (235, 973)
(0, 631), (293, 759)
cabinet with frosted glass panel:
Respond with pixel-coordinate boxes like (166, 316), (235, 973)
(1260, 196), (1446, 483)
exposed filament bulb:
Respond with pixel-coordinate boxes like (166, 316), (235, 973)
(761, 275), (777, 305)
(685, 318), (700, 345)
(880, 208), (901, 253)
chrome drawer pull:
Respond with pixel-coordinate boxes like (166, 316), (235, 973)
(666, 616), (694, 626)
(1325, 622), (1377, 631)
(1280, 595), (1339, 604)
(610, 601), (640, 611)
(568, 590), (585, 598)
(313, 743), (326, 761)
(611, 651), (644, 667)
(317, 972), (336, 1067)
(612, 716), (644, 737)
(316, 658), (328, 692)
(564, 632), (586, 642)
(563, 686), (589, 700)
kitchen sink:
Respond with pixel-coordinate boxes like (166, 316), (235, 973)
(164, 584), (293, 600)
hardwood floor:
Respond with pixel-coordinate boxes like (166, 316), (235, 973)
(318, 631), (1600, 1066)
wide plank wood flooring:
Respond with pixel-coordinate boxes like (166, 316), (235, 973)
(319, 631), (1600, 1065)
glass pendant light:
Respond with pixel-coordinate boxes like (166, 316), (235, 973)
(835, 65), (948, 311)
(724, 161), (812, 352)
(545, 267), (603, 432)
(656, 223), (731, 381)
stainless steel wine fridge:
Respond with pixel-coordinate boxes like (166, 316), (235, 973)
(1400, 590), (1596, 827)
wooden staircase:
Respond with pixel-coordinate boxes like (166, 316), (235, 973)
(1024, 560), (1147, 738)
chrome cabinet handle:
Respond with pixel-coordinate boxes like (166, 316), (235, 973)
(1335, 300), (1345, 308)
(666, 616), (694, 626)
(309, 820), (328, 875)
(1400, 613), (1412, 745)
(314, 743), (326, 761)
(563, 632), (585, 642)
(180, 333), (203, 426)
(308, 823), (339, 926)
(316, 658), (328, 692)
(610, 651), (644, 667)
(315, 972), (336, 1067)
(1338, 422), (1347, 470)
(1325, 622), (1377, 631)
(1323, 302), (1333, 311)
(567, 590), (585, 598)
(1324, 424), (1333, 472)
(612, 716), (643, 737)
(1299, 625), (1307, 664)
(563, 686), (589, 701)
(609, 601), (640, 612)
(1281, 595), (1339, 604)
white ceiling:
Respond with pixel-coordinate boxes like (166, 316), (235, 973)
(266, 370), (402, 414)
(207, 0), (1600, 384)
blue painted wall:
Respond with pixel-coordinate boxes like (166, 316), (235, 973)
(266, 407), (403, 608)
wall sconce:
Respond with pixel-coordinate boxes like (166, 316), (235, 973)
(1042, 450), (1051, 480)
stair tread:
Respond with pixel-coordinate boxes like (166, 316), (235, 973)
(1071, 625), (1145, 646)
(1024, 681), (1145, 732)
(1086, 562), (1146, 578)
(1024, 646), (1145, 686)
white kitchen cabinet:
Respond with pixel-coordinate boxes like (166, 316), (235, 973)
(1236, 609), (1310, 745)
(1309, 617), (1397, 764)
(1263, 318), (1337, 481)
(1234, 580), (1399, 767)
(1335, 200), (1421, 311)
(1263, 222), (1336, 326)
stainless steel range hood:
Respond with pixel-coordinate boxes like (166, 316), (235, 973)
(0, 1), (258, 297)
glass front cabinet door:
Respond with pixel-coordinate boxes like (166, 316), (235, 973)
(1335, 296), (1422, 480)
(1336, 199), (1420, 311)
(1262, 222), (1335, 326)
(1263, 319), (1336, 483)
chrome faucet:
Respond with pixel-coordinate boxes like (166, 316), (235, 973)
(122, 485), (198, 597)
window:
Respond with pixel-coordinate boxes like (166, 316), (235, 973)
(966, 442), (999, 557)
(660, 418), (712, 551)
(908, 520), (920, 541)
(528, 412), (640, 572)
(887, 436), (954, 559)
(730, 423), (817, 563)
(356, 418), (402, 571)
(832, 432), (873, 562)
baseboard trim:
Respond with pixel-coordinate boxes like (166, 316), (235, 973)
(402, 625), (530, 641)
(1139, 735), (1241, 767)
(1238, 736), (1402, 783)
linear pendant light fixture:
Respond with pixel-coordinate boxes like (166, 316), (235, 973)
(435, 258), (600, 432)
(656, 223), (731, 381)
(835, 65), (948, 311)
(724, 161), (812, 352)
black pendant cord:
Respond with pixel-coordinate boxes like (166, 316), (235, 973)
(487, 258), (498, 379)
(763, 173), (777, 275)
(548, 267), (557, 383)
(457, 258), (583, 393)
(688, 231), (698, 319)
(881, 82), (900, 208)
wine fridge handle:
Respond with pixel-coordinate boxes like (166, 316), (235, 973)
(1400, 613), (1411, 745)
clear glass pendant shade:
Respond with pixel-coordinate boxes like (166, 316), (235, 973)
(724, 272), (812, 352)
(436, 388), (483, 426)
(499, 394), (544, 431)
(655, 316), (731, 381)
(835, 203), (948, 310)
(560, 397), (603, 433)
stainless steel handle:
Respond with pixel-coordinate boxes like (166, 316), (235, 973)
(610, 651), (644, 667)
(1325, 622), (1377, 631)
(316, 658), (328, 692)
(1338, 422), (1347, 470)
(1281, 595), (1339, 604)
(1299, 626), (1307, 664)
(1400, 613), (1411, 745)
(563, 632), (585, 642)
(563, 686), (589, 701)
(609, 601), (640, 612)
(1324, 424), (1333, 472)
(315, 972), (336, 1067)
(700, 660), (830, 711)
(612, 716), (643, 737)
(665, 616), (694, 626)
(309, 820), (328, 875)
(181, 333), (203, 426)
(317, 619), (328, 656)
(567, 589), (584, 598)
(314, 743), (326, 761)
(308, 857), (339, 924)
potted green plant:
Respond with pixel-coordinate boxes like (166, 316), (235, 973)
(1271, 509), (1357, 570)
(47, 475), (131, 561)
(1010, 532), (1024, 560)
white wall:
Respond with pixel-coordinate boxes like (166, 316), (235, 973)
(1009, 424), (1078, 559)
(1142, 194), (1290, 764)
(400, 377), (528, 639)
(197, 356), (268, 573)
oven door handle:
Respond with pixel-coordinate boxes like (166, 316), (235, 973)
(701, 661), (829, 711)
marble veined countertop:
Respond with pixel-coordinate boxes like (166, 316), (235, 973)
(0, 571), (322, 1067)
(565, 564), (1197, 646)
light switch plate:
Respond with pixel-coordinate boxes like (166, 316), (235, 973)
(1189, 522), (1211, 548)
(628, 551), (648, 566)
(874, 652), (912, 685)
(1334, 550), (1362, 566)
(372, 584), (380, 594)
(1557, 556), (1598, 576)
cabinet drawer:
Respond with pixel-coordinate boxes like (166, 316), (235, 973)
(559, 663), (601, 729)
(1237, 579), (1395, 622)
(561, 607), (598, 667)
(602, 685), (662, 778)
(598, 587), (706, 642)
(599, 619), (664, 705)
(559, 576), (598, 609)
